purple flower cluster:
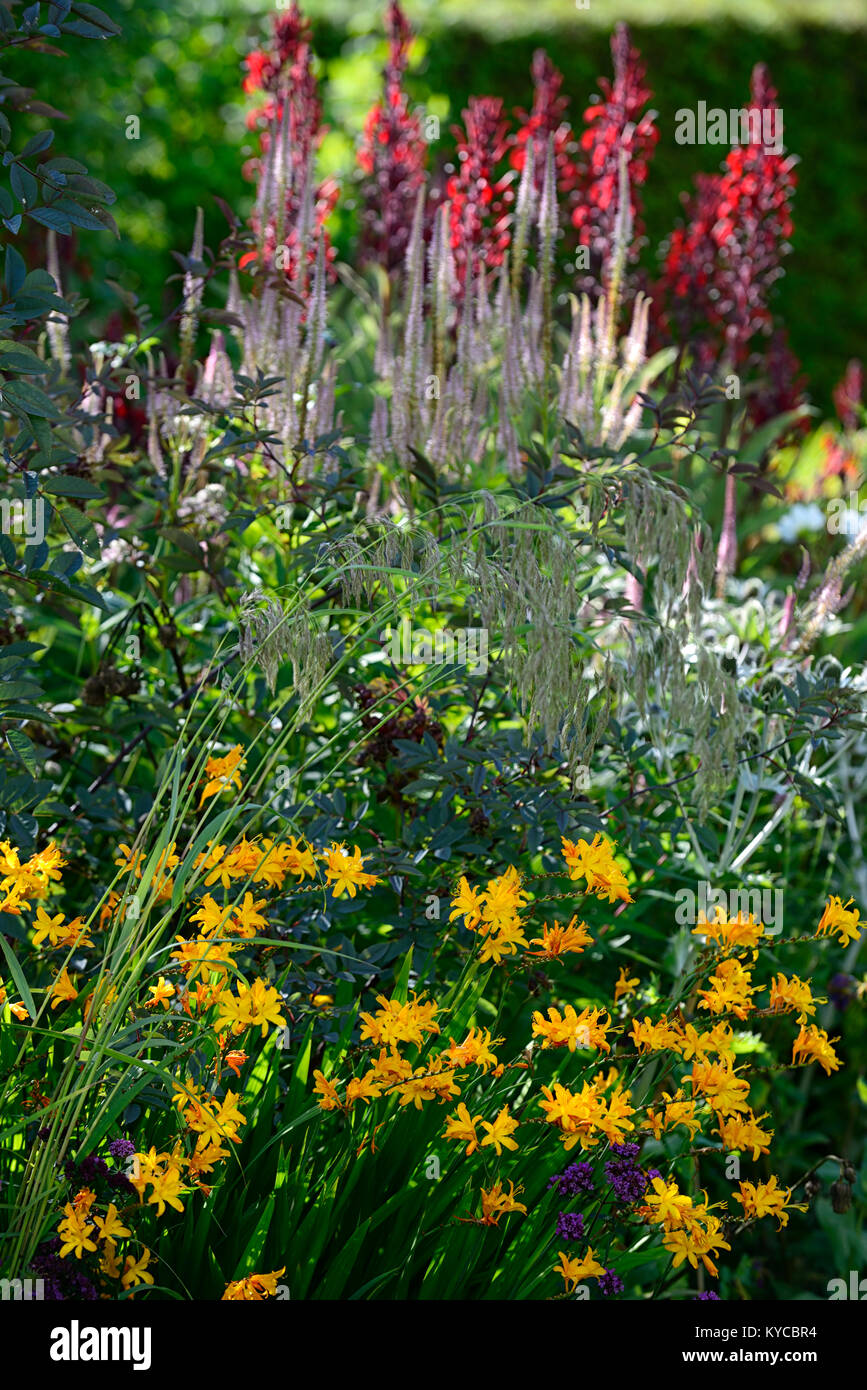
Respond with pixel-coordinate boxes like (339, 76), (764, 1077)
(598, 1267), (624, 1297)
(604, 1142), (652, 1204)
(64, 1147), (132, 1196)
(555, 1211), (585, 1242)
(548, 1162), (595, 1197)
(695, 1290), (721, 1301)
(64, 1154), (108, 1185)
(31, 1238), (99, 1301)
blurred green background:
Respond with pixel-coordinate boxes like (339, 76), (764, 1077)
(17, 0), (867, 408)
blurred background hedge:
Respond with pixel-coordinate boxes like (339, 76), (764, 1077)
(18, 0), (867, 408)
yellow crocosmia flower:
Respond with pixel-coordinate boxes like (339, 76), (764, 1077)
(231, 893), (269, 937)
(662, 1214), (731, 1277)
(733, 1175), (807, 1230)
(554, 1250), (582, 1293)
(170, 936), (236, 982)
(9, 1001), (30, 1021)
(255, 836), (316, 886)
(816, 896), (861, 947)
(199, 745), (246, 806)
(687, 1058), (751, 1117)
(767, 972), (822, 1024)
(555, 1246), (606, 1291)
(642, 1176), (695, 1231)
(245, 977), (286, 1036)
(222, 1267), (286, 1300)
(368, 1049), (413, 1089)
(614, 964), (640, 1001)
(146, 977), (176, 1010)
(531, 1005), (611, 1054)
(57, 1203), (98, 1260)
(215, 1090), (247, 1139)
(27, 840), (67, 883)
(50, 967), (78, 1009)
(93, 1203), (133, 1243)
(480, 1105), (519, 1156)
(189, 894), (234, 937)
(114, 842), (144, 878)
(121, 1249), (154, 1290)
(629, 1015), (683, 1054)
(345, 1072), (383, 1109)
(442, 1027), (501, 1072)
(697, 955), (755, 1020)
(188, 1140), (231, 1182)
(100, 1239), (122, 1280)
(31, 906), (67, 948)
(714, 1110), (773, 1160)
(145, 1165), (188, 1217)
(397, 1060), (460, 1110)
(478, 1179), (527, 1226)
(359, 991), (440, 1048)
(443, 1102), (483, 1155)
(476, 866), (530, 936)
(313, 1070), (342, 1111)
(528, 917), (593, 960)
(791, 1023), (841, 1076)
(561, 833), (633, 903)
(642, 1090), (702, 1142)
(449, 876), (485, 930)
(319, 841), (379, 897)
(478, 918), (528, 963)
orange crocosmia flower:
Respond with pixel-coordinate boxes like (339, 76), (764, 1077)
(480, 1105), (519, 1156)
(614, 965), (640, 1001)
(791, 1023), (841, 1076)
(815, 896), (861, 947)
(443, 1102), (483, 1155)
(478, 1179), (527, 1226)
(199, 745), (246, 806)
(50, 967), (78, 1009)
(767, 972), (821, 1024)
(528, 916), (593, 959)
(449, 876), (485, 930)
(561, 834), (633, 903)
(319, 842), (379, 897)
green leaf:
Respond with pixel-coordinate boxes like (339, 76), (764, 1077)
(1, 378), (60, 418)
(6, 728), (38, 774)
(41, 474), (103, 499)
(231, 1194), (275, 1280)
(0, 935), (36, 1019)
(59, 504), (101, 557)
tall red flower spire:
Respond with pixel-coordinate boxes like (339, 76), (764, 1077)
(357, 2), (428, 274)
(447, 96), (515, 287)
(570, 24), (658, 282)
(511, 50), (580, 206)
(241, 2), (338, 288)
(661, 63), (797, 370)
